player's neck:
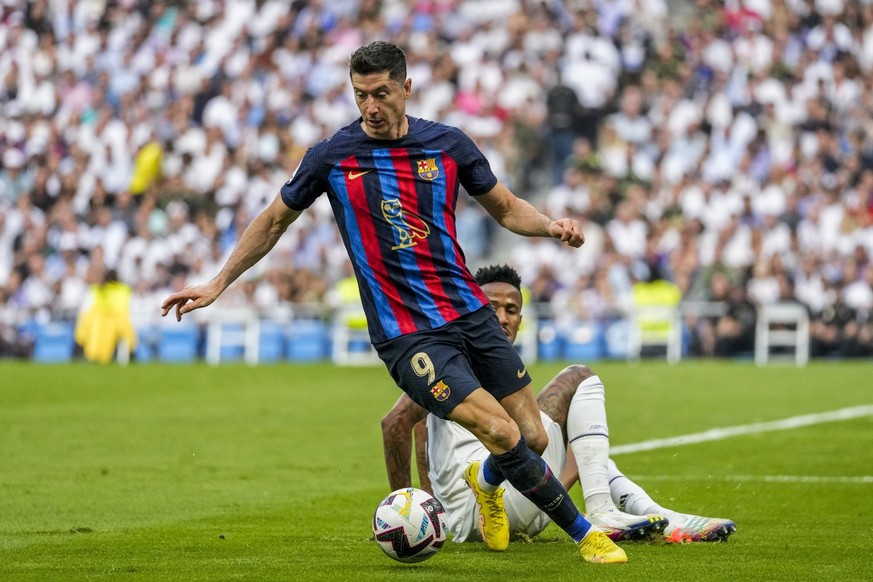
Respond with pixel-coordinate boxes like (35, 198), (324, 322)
(361, 116), (409, 141)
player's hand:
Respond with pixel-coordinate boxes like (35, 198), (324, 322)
(548, 218), (585, 248)
(160, 281), (222, 322)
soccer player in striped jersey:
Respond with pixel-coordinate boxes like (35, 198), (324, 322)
(162, 41), (625, 563)
(382, 264), (737, 544)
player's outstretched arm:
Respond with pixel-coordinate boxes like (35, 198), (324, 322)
(161, 193), (301, 321)
(476, 182), (584, 248)
(381, 393), (429, 491)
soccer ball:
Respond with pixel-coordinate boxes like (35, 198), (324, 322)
(372, 487), (447, 563)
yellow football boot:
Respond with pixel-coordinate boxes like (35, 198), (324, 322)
(577, 529), (628, 564)
(463, 461), (509, 551)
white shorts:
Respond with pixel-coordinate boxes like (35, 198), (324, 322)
(426, 411), (567, 541)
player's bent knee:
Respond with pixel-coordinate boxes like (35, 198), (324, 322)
(479, 418), (522, 454)
(564, 364), (595, 384)
(493, 425), (523, 452)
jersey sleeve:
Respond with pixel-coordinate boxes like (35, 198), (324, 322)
(279, 143), (328, 211)
(448, 128), (498, 196)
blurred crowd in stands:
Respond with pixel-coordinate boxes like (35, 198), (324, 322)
(1, 0), (872, 360)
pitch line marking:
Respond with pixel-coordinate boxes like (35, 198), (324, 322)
(610, 404), (873, 456)
(627, 474), (873, 485)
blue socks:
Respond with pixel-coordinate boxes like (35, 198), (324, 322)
(488, 437), (592, 542)
(482, 455), (503, 487)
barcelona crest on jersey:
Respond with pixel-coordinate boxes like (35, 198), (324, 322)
(417, 158), (439, 180)
(430, 380), (450, 401)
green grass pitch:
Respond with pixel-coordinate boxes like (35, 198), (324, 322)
(1, 360), (871, 580)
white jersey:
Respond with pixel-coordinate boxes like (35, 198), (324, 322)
(426, 411), (567, 541)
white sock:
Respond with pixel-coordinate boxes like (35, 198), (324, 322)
(567, 375), (613, 513)
(606, 460), (704, 530)
(607, 459), (661, 515)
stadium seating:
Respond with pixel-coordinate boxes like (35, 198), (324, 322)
(33, 322), (76, 363)
(134, 325), (161, 362)
(602, 320), (630, 359)
(5, 0), (871, 366)
(563, 321), (604, 361)
(536, 321), (565, 361)
(158, 324), (201, 363)
(331, 306), (379, 365)
(206, 322), (246, 363)
(258, 320), (286, 363)
(287, 319), (330, 362)
(203, 308), (262, 365)
(627, 306), (683, 364)
(755, 303), (810, 367)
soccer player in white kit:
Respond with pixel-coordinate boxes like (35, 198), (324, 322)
(382, 264), (736, 544)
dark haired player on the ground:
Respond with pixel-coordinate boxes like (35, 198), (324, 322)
(383, 264), (737, 544)
(161, 41), (625, 563)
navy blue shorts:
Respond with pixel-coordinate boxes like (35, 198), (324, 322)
(374, 306), (533, 418)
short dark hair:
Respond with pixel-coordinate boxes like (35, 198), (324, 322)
(474, 264), (522, 292)
(349, 41), (407, 84)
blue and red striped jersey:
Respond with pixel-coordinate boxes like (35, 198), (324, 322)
(280, 116), (495, 344)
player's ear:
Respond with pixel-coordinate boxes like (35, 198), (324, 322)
(403, 78), (411, 98)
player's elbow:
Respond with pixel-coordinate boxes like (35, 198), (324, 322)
(263, 202), (300, 237)
(381, 409), (403, 437)
(381, 403), (418, 437)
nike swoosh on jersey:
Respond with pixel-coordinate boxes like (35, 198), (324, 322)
(347, 170), (372, 180)
(517, 367), (527, 378)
